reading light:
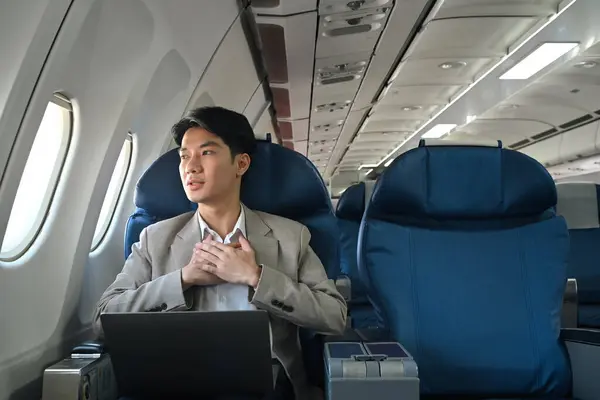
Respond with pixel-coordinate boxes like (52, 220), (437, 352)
(499, 42), (579, 80)
(421, 124), (457, 139)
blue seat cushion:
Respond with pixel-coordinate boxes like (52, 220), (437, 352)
(579, 304), (600, 328)
(568, 229), (600, 304)
(360, 217), (571, 396)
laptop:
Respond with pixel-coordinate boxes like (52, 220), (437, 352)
(100, 310), (274, 399)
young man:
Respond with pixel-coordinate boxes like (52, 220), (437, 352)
(93, 106), (347, 399)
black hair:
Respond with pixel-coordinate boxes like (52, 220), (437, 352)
(171, 106), (257, 158)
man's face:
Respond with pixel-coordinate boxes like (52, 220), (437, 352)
(179, 127), (250, 204)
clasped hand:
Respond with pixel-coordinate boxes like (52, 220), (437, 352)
(181, 235), (261, 289)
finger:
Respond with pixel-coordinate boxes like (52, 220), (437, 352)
(238, 236), (253, 252)
(198, 242), (225, 257)
(208, 241), (231, 253)
(198, 249), (222, 265)
(201, 263), (219, 274)
(202, 233), (214, 243)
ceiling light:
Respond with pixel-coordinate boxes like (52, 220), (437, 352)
(401, 105), (422, 111)
(438, 61), (466, 70)
(421, 124), (457, 139)
(499, 42), (579, 80)
(574, 60), (597, 68)
(466, 115), (477, 123)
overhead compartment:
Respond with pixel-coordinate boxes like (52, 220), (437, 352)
(255, 11), (317, 152)
(251, 0), (317, 16)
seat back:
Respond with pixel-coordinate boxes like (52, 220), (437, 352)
(124, 149), (195, 259)
(335, 181), (375, 301)
(557, 182), (600, 327)
(240, 138), (340, 279)
(336, 182), (367, 302)
(359, 139), (571, 396)
(240, 137), (340, 388)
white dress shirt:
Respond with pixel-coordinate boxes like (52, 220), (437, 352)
(196, 205), (273, 354)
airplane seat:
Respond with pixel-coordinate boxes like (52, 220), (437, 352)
(124, 148), (195, 259)
(556, 182), (600, 328)
(335, 182), (380, 329)
(240, 136), (341, 388)
(359, 139), (572, 397)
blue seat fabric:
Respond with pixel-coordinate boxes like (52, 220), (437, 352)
(335, 183), (380, 328)
(124, 149), (195, 259)
(358, 141), (571, 397)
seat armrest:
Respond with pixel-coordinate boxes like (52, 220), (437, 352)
(71, 339), (106, 355)
(335, 275), (352, 302)
(562, 328), (600, 400)
(562, 278), (578, 328)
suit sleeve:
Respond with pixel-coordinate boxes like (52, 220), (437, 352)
(250, 226), (347, 334)
(92, 227), (193, 336)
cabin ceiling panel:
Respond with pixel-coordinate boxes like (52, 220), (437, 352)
(452, 119), (554, 145)
(372, 104), (441, 121)
(315, 6), (392, 58)
(390, 57), (497, 87)
(379, 85), (465, 106)
(251, 0), (317, 16)
(522, 82), (600, 114)
(480, 104), (586, 128)
(425, 0), (562, 21)
(355, 131), (411, 142)
(361, 118), (421, 132)
(404, 17), (538, 60)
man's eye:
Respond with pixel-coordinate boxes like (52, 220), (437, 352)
(202, 150), (214, 155)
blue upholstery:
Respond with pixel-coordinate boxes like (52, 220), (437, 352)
(240, 139), (340, 279)
(335, 183), (381, 329)
(556, 183), (600, 328)
(359, 140), (571, 396)
(240, 138), (340, 388)
(124, 149), (195, 259)
(336, 183), (367, 302)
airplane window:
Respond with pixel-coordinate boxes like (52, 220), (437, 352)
(0, 95), (72, 260)
(91, 137), (133, 251)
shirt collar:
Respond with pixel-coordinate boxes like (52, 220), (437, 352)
(197, 204), (246, 243)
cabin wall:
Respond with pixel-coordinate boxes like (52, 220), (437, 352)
(0, 1), (271, 398)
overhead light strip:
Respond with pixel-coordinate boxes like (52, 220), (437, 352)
(499, 42), (579, 80)
(375, 0), (578, 169)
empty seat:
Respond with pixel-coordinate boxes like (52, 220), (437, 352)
(335, 181), (379, 328)
(556, 182), (600, 328)
(359, 139), (571, 397)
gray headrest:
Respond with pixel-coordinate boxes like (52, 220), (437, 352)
(556, 182), (600, 229)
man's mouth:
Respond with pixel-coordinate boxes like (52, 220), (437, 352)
(187, 180), (205, 190)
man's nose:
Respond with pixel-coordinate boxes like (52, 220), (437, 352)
(186, 158), (202, 174)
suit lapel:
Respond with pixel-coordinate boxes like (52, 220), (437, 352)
(172, 212), (201, 272)
(171, 206), (280, 273)
(243, 204), (279, 271)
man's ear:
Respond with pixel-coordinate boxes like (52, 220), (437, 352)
(236, 153), (251, 177)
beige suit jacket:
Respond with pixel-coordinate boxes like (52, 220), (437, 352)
(93, 204), (347, 399)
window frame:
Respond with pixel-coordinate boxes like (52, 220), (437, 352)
(0, 93), (73, 261)
(90, 134), (133, 252)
